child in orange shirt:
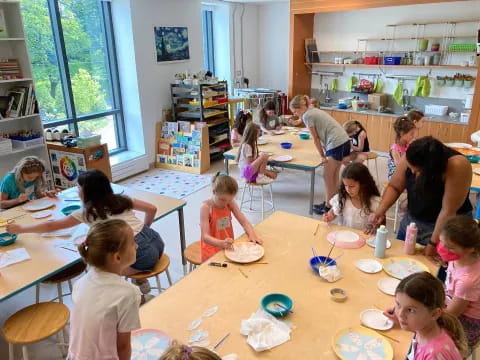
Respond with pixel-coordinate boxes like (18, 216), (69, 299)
(200, 173), (261, 261)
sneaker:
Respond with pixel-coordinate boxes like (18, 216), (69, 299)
(134, 279), (151, 294)
(313, 205), (331, 215)
(313, 202), (326, 211)
(256, 174), (274, 184)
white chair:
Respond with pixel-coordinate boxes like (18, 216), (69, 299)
(239, 180), (275, 220)
(383, 181), (401, 233)
(366, 152), (380, 181)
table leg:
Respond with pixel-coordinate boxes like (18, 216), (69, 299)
(309, 169), (315, 216)
(178, 208), (187, 275)
(224, 157), (229, 174)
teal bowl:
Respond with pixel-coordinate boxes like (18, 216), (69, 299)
(299, 133), (310, 140)
(466, 155), (480, 163)
(61, 204), (81, 216)
(261, 293), (293, 317)
(0, 232), (17, 246)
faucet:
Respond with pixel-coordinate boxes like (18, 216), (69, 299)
(402, 89), (412, 111)
(324, 83), (332, 104)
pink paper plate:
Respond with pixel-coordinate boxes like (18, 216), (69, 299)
(327, 230), (366, 249)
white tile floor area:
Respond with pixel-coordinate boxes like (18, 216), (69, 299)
(0, 154), (470, 359)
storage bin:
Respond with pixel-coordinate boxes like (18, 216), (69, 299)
(11, 137), (44, 150)
(448, 43), (476, 52)
(364, 56), (379, 65)
(425, 105), (448, 116)
(384, 57), (402, 65)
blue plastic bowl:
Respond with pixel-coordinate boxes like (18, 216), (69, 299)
(280, 142), (292, 149)
(0, 232), (17, 246)
(338, 103), (348, 109)
(309, 256), (337, 273)
(299, 133), (310, 140)
(61, 204), (81, 216)
(261, 293), (293, 317)
(466, 155), (480, 163)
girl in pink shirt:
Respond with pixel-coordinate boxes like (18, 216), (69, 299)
(387, 116), (416, 180)
(439, 216), (480, 348)
(384, 272), (467, 360)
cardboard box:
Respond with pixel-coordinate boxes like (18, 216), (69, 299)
(368, 93), (388, 110)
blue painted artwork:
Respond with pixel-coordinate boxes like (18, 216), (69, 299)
(131, 329), (170, 359)
(155, 26), (190, 62)
(336, 329), (388, 360)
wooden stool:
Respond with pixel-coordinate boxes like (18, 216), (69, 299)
(184, 241), (202, 272)
(2, 302), (69, 360)
(383, 181), (401, 233)
(239, 181), (275, 220)
(126, 253), (173, 295)
(366, 152), (380, 181)
(36, 261), (87, 303)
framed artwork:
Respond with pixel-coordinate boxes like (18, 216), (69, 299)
(154, 26), (190, 63)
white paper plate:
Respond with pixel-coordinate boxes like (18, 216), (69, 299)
(360, 309), (394, 331)
(355, 259), (382, 273)
(257, 138), (269, 145)
(335, 230), (359, 243)
(377, 277), (401, 296)
(474, 168), (480, 176)
(273, 155), (293, 162)
(23, 199), (55, 212)
(367, 237), (392, 249)
(445, 142), (472, 149)
(31, 210), (53, 219)
(272, 130), (285, 135)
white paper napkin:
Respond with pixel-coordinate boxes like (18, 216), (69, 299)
(0, 248), (31, 268)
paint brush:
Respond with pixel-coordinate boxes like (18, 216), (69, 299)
(238, 268), (248, 278)
(274, 302), (294, 314)
(212, 333), (230, 351)
(313, 223), (319, 235)
(325, 253), (344, 266)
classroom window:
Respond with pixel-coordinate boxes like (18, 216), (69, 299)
(21, 0), (125, 153)
(202, 9), (215, 75)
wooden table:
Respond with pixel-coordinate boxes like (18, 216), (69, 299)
(223, 131), (323, 215)
(140, 211), (436, 359)
(0, 184), (187, 302)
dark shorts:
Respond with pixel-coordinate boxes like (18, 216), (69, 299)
(131, 226), (165, 271)
(325, 140), (351, 161)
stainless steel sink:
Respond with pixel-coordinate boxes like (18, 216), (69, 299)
(320, 103), (336, 108)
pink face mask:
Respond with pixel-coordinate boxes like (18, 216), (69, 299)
(437, 242), (461, 262)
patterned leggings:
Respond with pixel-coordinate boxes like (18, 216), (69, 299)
(459, 314), (480, 348)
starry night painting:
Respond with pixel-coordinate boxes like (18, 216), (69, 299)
(154, 26), (190, 62)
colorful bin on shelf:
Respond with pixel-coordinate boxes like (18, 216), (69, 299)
(384, 57), (402, 65)
(448, 44), (476, 52)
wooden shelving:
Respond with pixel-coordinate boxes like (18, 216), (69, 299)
(0, 143), (46, 157)
(0, 37), (24, 41)
(305, 62), (478, 70)
(386, 19), (479, 27)
(358, 35), (476, 41)
(313, 50), (476, 54)
(0, 78), (33, 83)
(0, 113), (39, 123)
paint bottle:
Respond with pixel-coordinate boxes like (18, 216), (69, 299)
(404, 222), (418, 255)
(374, 225), (388, 258)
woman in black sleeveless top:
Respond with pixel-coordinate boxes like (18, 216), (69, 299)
(370, 136), (472, 258)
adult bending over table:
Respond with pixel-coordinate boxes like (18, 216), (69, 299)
(289, 95), (351, 215)
(370, 136), (472, 261)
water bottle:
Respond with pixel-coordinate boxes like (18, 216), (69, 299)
(375, 225), (388, 258)
(404, 222), (418, 255)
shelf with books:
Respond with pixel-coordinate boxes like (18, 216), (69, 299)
(154, 121), (210, 174)
(0, 0), (48, 180)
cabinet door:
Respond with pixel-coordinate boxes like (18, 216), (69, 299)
(367, 115), (395, 152)
(331, 111), (350, 126)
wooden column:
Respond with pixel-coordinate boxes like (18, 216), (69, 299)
(288, 13), (314, 99)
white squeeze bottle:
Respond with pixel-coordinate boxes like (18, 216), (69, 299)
(374, 225), (388, 258)
(404, 222), (417, 255)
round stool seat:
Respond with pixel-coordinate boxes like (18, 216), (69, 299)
(2, 302), (69, 345)
(367, 152), (378, 160)
(127, 253), (170, 280)
(184, 242), (202, 266)
(42, 261), (86, 284)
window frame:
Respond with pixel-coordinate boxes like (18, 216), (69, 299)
(201, 9), (215, 75)
(42, 0), (126, 154)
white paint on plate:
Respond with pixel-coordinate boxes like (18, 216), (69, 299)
(257, 138), (269, 145)
(272, 130), (285, 135)
(23, 199), (55, 211)
(335, 230), (359, 243)
(355, 259), (382, 273)
(377, 277), (401, 296)
(31, 210), (53, 219)
(360, 309), (394, 331)
(367, 237), (392, 249)
(272, 155), (293, 162)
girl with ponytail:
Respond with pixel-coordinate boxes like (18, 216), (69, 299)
(385, 271), (467, 359)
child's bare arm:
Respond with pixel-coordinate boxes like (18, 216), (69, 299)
(230, 201), (262, 244)
(200, 203), (233, 248)
(0, 192), (28, 209)
(391, 148), (402, 166)
(117, 332), (132, 360)
(6, 215), (80, 234)
(132, 198), (157, 226)
(446, 296), (470, 317)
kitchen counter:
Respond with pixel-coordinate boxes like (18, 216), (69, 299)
(319, 106), (468, 125)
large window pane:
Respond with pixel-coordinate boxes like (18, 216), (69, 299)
(77, 115), (118, 151)
(22, 0), (67, 122)
(58, 0), (113, 116)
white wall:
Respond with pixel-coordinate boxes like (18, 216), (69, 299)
(313, 0), (479, 99)
(113, 0), (204, 163)
(258, 2), (289, 92)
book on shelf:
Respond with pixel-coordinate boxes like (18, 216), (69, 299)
(0, 58), (21, 80)
(4, 84), (38, 118)
(0, 9), (8, 39)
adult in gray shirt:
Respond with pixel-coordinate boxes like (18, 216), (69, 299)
(290, 95), (351, 214)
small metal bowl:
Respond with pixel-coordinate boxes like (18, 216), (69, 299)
(330, 288), (347, 302)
